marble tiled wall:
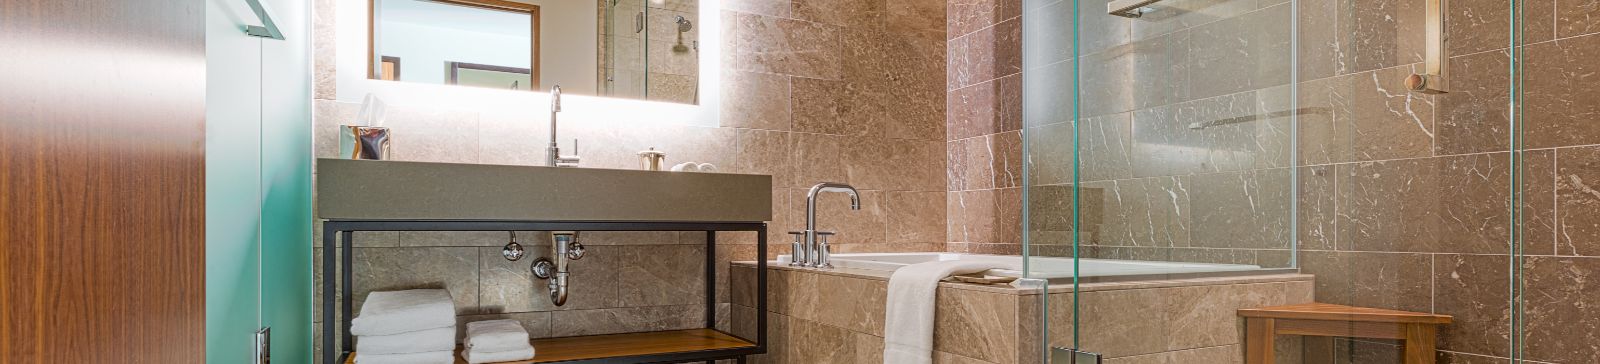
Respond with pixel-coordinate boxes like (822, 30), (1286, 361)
(310, 0), (948, 361)
(945, 0), (1026, 255)
(948, 0), (1301, 266)
(949, 0), (1600, 362)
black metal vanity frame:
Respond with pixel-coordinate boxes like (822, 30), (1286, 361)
(320, 219), (768, 364)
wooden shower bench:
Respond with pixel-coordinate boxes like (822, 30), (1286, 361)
(1239, 303), (1452, 364)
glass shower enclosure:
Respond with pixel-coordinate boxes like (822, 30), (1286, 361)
(1022, 0), (1531, 361)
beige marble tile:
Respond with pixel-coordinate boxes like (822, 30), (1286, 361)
(731, 12), (843, 80)
(791, 77), (856, 136)
(934, 287), (1019, 363)
(618, 244), (706, 307)
(888, 191), (948, 244)
(549, 305), (704, 336)
(477, 245), (621, 312)
(577, 231), (682, 246)
(787, 317), (858, 363)
(381, 106), (481, 163)
(720, 70), (790, 131)
(351, 247), (479, 315)
(476, 111), (546, 166)
(400, 231), (517, 247)
(1166, 344), (1243, 363)
(1162, 283), (1284, 351)
(846, 137), (946, 192)
(792, 132), (849, 188)
(312, 0), (337, 100)
(1077, 288), (1168, 357)
(731, 129), (796, 188)
(730, 265), (756, 309)
(790, 0), (884, 28)
(948, 0), (1020, 39)
(855, 332), (886, 363)
(813, 274), (887, 335)
(886, 0), (946, 34)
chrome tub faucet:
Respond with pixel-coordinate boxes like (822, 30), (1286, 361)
(799, 182), (859, 268)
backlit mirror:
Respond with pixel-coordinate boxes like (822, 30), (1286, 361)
(370, 0), (700, 104)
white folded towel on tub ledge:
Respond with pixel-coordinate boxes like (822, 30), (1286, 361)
(466, 319), (532, 352)
(357, 326), (457, 355)
(352, 289), (457, 336)
(465, 346), (537, 364)
(353, 350), (454, 364)
(882, 260), (1020, 364)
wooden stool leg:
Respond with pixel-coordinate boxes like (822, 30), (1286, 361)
(1402, 324), (1437, 364)
(1246, 318), (1276, 364)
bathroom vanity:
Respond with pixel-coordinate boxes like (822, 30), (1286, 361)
(317, 159), (772, 364)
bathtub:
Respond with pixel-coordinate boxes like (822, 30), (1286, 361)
(777, 252), (1266, 281)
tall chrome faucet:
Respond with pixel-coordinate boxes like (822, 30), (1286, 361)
(546, 85), (580, 167)
(800, 182), (860, 268)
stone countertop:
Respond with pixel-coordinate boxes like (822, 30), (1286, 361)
(317, 159), (772, 222)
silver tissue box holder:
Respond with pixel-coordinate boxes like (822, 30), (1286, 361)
(338, 125), (391, 160)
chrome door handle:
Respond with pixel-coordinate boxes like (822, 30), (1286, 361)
(244, 0), (285, 40)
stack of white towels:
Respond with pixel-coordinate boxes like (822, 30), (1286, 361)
(351, 289), (458, 364)
(463, 319), (536, 363)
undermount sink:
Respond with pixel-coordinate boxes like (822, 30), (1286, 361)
(316, 159), (772, 222)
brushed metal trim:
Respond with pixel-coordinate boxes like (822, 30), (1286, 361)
(1407, 0), (1448, 93)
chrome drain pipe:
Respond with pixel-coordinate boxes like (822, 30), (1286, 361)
(531, 232), (585, 306)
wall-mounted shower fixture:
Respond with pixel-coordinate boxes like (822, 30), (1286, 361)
(1107, 0), (1162, 18)
(1406, 0), (1449, 93)
(531, 232), (586, 306)
(674, 15), (693, 32)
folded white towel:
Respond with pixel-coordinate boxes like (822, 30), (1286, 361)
(882, 260), (1019, 364)
(465, 319), (531, 352)
(352, 289), (457, 336)
(353, 350), (454, 364)
(358, 326), (457, 355)
(465, 346), (536, 364)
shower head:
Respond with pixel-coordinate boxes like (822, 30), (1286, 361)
(675, 16), (692, 32)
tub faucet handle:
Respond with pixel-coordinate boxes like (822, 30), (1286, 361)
(787, 231), (806, 266)
(815, 231), (834, 268)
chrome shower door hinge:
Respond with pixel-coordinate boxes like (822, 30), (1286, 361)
(1051, 347), (1102, 364)
(254, 327), (271, 364)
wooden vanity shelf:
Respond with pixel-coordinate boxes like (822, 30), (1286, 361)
(344, 329), (757, 364)
(321, 220), (769, 364)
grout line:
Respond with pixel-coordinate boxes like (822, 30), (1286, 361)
(1553, 148), (1563, 256)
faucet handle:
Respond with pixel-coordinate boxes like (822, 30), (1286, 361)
(787, 232), (805, 266)
(556, 138), (582, 167)
(816, 232), (834, 268)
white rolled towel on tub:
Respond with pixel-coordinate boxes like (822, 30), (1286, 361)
(352, 289), (457, 336)
(353, 350), (454, 364)
(882, 260), (1019, 364)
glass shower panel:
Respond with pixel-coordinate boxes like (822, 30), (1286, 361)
(1025, 0), (1303, 359)
(601, 0), (648, 98)
(1024, 0), (1530, 360)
